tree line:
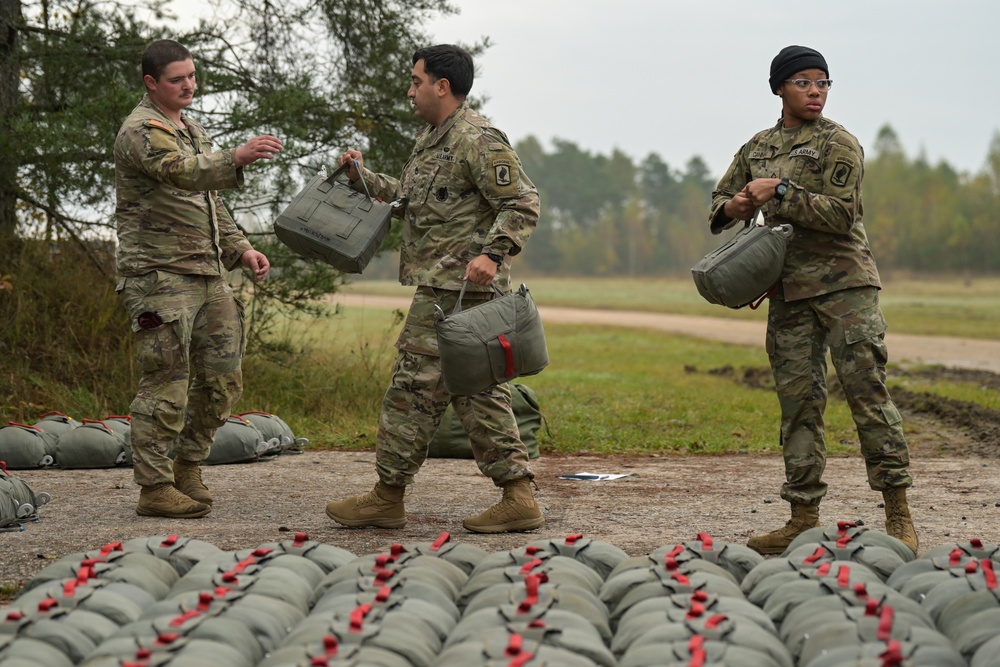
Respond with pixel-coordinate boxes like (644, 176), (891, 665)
(2, 0), (998, 285)
(509, 126), (1000, 276)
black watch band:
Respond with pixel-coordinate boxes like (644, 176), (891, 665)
(774, 177), (790, 202)
(484, 251), (504, 267)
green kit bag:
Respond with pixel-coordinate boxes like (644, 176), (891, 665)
(435, 281), (548, 396)
(54, 418), (129, 468)
(428, 383), (544, 459)
(691, 210), (793, 310)
(273, 164), (393, 274)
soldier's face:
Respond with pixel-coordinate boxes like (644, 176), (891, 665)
(778, 67), (827, 128)
(145, 59), (197, 115)
(408, 60), (443, 125)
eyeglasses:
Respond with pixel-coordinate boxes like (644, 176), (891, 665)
(785, 79), (833, 91)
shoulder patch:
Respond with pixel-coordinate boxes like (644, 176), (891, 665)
(145, 119), (175, 134)
(485, 146), (519, 198)
(831, 158), (856, 187)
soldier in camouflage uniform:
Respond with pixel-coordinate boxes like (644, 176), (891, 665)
(325, 44), (543, 533)
(709, 45), (917, 555)
(114, 40), (282, 518)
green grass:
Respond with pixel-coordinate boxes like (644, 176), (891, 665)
(246, 306), (861, 456)
(344, 275), (1000, 340)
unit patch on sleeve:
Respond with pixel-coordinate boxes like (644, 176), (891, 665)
(485, 144), (519, 197)
(831, 158), (855, 187)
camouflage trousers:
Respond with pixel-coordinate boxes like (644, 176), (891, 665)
(766, 286), (911, 505)
(375, 286), (533, 488)
(118, 271), (246, 487)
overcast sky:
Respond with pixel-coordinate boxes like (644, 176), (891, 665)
(162, 0), (998, 179)
(424, 0), (1000, 178)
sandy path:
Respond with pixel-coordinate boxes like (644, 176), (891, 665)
(332, 293), (1000, 373)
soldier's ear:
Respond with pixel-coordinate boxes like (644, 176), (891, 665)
(143, 74), (157, 92)
(436, 77), (451, 98)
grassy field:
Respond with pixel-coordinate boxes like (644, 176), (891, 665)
(342, 274), (1000, 340)
(242, 274), (999, 457)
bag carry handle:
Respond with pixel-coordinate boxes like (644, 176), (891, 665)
(450, 279), (507, 317)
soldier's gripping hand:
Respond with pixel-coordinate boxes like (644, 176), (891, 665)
(723, 189), (757, 220)
(234, 135), (283, 168)
(743, 178), (783, 207)
(338, 150), (364, 182)
(465, 255), (498, 287)
(240, 249), (270, 281)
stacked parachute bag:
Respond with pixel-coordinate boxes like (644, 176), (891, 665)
(53, 418), (130, 468)
(0, 633), (75, 667)
(0, 461), (50, 531)
(0, 540), (173, 667)
(742, 553), (888, 610)
(914, 557), (1000, 664)
(601, 544), (745, 630)
(524, 533), (630, 580)
(796, 601), (957, 667)
(119, 533), (227, 577)
(458, 547), (605, 609)
(268, 541), (468, 667)
(450, 563), (614, 666)
(89, 539), (334, 667)
(785, 520), (918, 564)
(238, 410), (308, 454)
(21, 540), (179, 599)
(780, 530), (909, 583)
(0, 422), (57, 469)
(803, 638), (967, 667)
(463, 564), (613, 646)
(202, 414), (282, 465)
(437, 631), (602, 667)
(377, 531), (491, 577)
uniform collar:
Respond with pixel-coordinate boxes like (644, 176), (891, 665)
(139, 93), (194, 134)
(415, 102), (469, 150)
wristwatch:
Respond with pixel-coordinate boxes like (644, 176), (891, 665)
(774, 177), (790, 202)
(482, 247), (504, 267)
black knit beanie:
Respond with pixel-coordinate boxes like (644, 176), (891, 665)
(769, 45), (828, 94)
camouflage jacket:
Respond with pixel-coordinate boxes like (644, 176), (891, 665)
(114, 94), (253, 278)
(353, 103), (539, 292)
(710, 116), (881, 302)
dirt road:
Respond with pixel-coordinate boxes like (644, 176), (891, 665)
(333, 293), (1000, 373)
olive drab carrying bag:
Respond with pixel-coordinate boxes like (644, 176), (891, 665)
(435, 281), (548, 396)
(273, 163), (394, 273)
(691, 208), (793, 309)
(427, 382), (545, 459)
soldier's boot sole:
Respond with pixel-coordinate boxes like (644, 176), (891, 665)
(462, 514), (545, 534)
(325, 483), (406, 529)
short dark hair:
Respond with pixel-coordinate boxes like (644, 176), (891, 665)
(412, 44), (474, 98)
(141, 39), (193, 80)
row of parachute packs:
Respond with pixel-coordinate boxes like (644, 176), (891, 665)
(0, 411), (307, 471)
(2, 524), (1000, 666)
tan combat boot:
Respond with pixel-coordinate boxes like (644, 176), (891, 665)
(883, 487), (919, 555)
(463, 478), (544, 534)
(173, 458), (212, 505)
(136, 484), (211, 519)
(325, 482), (406, 529)
(746, 502), (820, 556)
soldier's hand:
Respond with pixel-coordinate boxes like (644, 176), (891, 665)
(234, 135), (283, 168)
(465, 255), (498, 287)
(338, 150), (364, 182)
(240, 249), (270, 281)
(744, 178), (783, 207)
(723, 191), (756, 220)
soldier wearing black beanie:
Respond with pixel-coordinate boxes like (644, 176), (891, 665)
(708, 44), (919, 559)
(769, 45), (828, 94)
